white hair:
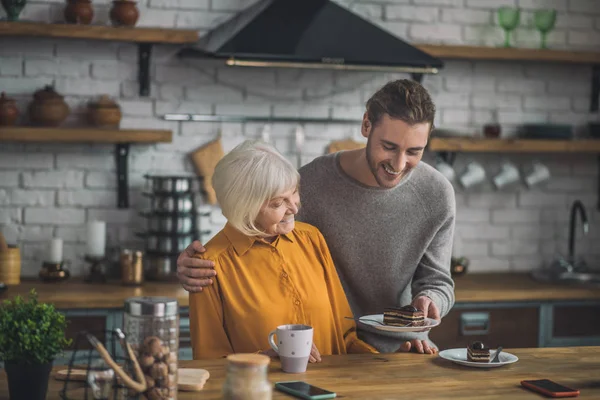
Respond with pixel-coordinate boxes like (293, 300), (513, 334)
(212, 140), (300, 237)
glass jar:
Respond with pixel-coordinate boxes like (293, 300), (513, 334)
(123, 297), (179, 399)
(223, 354), (272, 400)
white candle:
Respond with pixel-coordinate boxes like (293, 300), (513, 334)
(86, 221), (106, 257)
(48, 238), (63, 263)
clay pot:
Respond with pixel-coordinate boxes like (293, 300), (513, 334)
(64, 0), (94, 24)
(0, 92), (19, 126)
(87, 95), (122, 128)
(110, 0), (139, 27)
(29, 85), (70, 127)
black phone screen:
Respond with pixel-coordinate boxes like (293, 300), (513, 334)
(278, 381), (334, 396)
(525, 379), (576, 393)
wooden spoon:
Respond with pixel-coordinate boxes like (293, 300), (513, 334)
(0, 230), (9, 252)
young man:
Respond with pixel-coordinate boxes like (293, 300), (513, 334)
(176, 79), (456, 354)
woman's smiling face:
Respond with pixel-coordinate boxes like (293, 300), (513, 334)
(255, 186), (300, 237)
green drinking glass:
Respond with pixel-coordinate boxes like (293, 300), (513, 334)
(534, 9), (557, 49)
(1, 0), (27, 21)
(497, 7), (521, 48)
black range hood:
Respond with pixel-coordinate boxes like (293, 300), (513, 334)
(178, 0), (443, 74)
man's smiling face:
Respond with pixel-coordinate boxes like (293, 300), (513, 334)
(362, 113), (430, 189)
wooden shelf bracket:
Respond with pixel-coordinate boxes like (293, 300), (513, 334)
(116, 143), (130, 209)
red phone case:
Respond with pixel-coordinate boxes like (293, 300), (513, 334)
(521, 380), (580, 398)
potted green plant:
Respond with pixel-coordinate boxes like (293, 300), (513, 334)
(0, 289), (71, 400)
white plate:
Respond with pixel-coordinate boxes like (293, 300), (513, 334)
(438, 348), (519, 368)
(358, 314), (440, 332)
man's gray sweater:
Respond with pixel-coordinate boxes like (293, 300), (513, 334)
(298, 153), (456, 352)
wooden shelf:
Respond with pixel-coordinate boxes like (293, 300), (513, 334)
(0, 21), (199, 43)
(417, 44), (600, 64)
(0, 127), (172, 143)
(429, 137), (600, 153)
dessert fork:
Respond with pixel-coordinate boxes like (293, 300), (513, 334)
(491, 346), (503, 363)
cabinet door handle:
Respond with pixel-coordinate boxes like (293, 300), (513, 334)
(460, 312), (490, 336)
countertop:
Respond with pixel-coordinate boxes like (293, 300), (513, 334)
(1, 346), (599, 399)
(1, 273), (599, 310)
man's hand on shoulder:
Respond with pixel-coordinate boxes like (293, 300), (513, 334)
(176, 240), (217, 293)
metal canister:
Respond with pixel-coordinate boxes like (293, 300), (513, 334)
(121, 249), (143, 286)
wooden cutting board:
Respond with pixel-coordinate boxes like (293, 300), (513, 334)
(55, 368), (210, 392)
(177, 368), (210, 391)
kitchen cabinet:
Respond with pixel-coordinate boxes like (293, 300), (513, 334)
(430, 300), (600, 350)
(553, 304), (600, 338)
(429, 305), (539, 350)
(63, 313), (109, 351)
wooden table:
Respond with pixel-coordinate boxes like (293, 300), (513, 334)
(1, 347), (599, 399)
(3, 273), (599, 310)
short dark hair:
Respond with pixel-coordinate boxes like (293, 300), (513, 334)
(365, 79), (436, 131)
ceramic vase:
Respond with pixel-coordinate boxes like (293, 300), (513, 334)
(64, 0), (94, 25)
(110, 0), (139, 27)
(0, 92), (19, 126)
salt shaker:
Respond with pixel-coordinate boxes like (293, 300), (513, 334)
(120, 249), (143, 286)
(223, 353), (272, 400)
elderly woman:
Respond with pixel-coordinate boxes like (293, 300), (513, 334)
(189, 140), (377, 360)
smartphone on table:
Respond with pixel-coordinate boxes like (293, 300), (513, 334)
(275, 381), (336, 399)
(521, 379), (580, 398)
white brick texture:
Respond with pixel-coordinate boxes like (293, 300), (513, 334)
(57, 190), (116, 207)
(0, 57), (22, 76)
(10, 190), (55, 206)
(1, 0), (599, 275)
(24, 59), (89, 78)
(149, 0), (210, 9)
(25, 208), (85, 225)
(386, 5), (439, 23)
(0, 171), (20, 187)
(23, 171), (84, 189)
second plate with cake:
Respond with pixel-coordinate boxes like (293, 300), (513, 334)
(438, 348), (518, 368)
(358, 314), (440, 332)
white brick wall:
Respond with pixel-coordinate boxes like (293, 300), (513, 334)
(1, 0), (599, 276)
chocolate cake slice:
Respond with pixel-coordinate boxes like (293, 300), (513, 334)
(467, 341), (490, 362)
(383, 305), (425, 327)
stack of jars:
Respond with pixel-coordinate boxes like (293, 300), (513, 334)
(139, 175), (203, 281)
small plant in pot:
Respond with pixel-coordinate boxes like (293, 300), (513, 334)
(0, 290), (71, 400)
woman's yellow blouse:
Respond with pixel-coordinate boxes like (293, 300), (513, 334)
(189, 221), (377, 359)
